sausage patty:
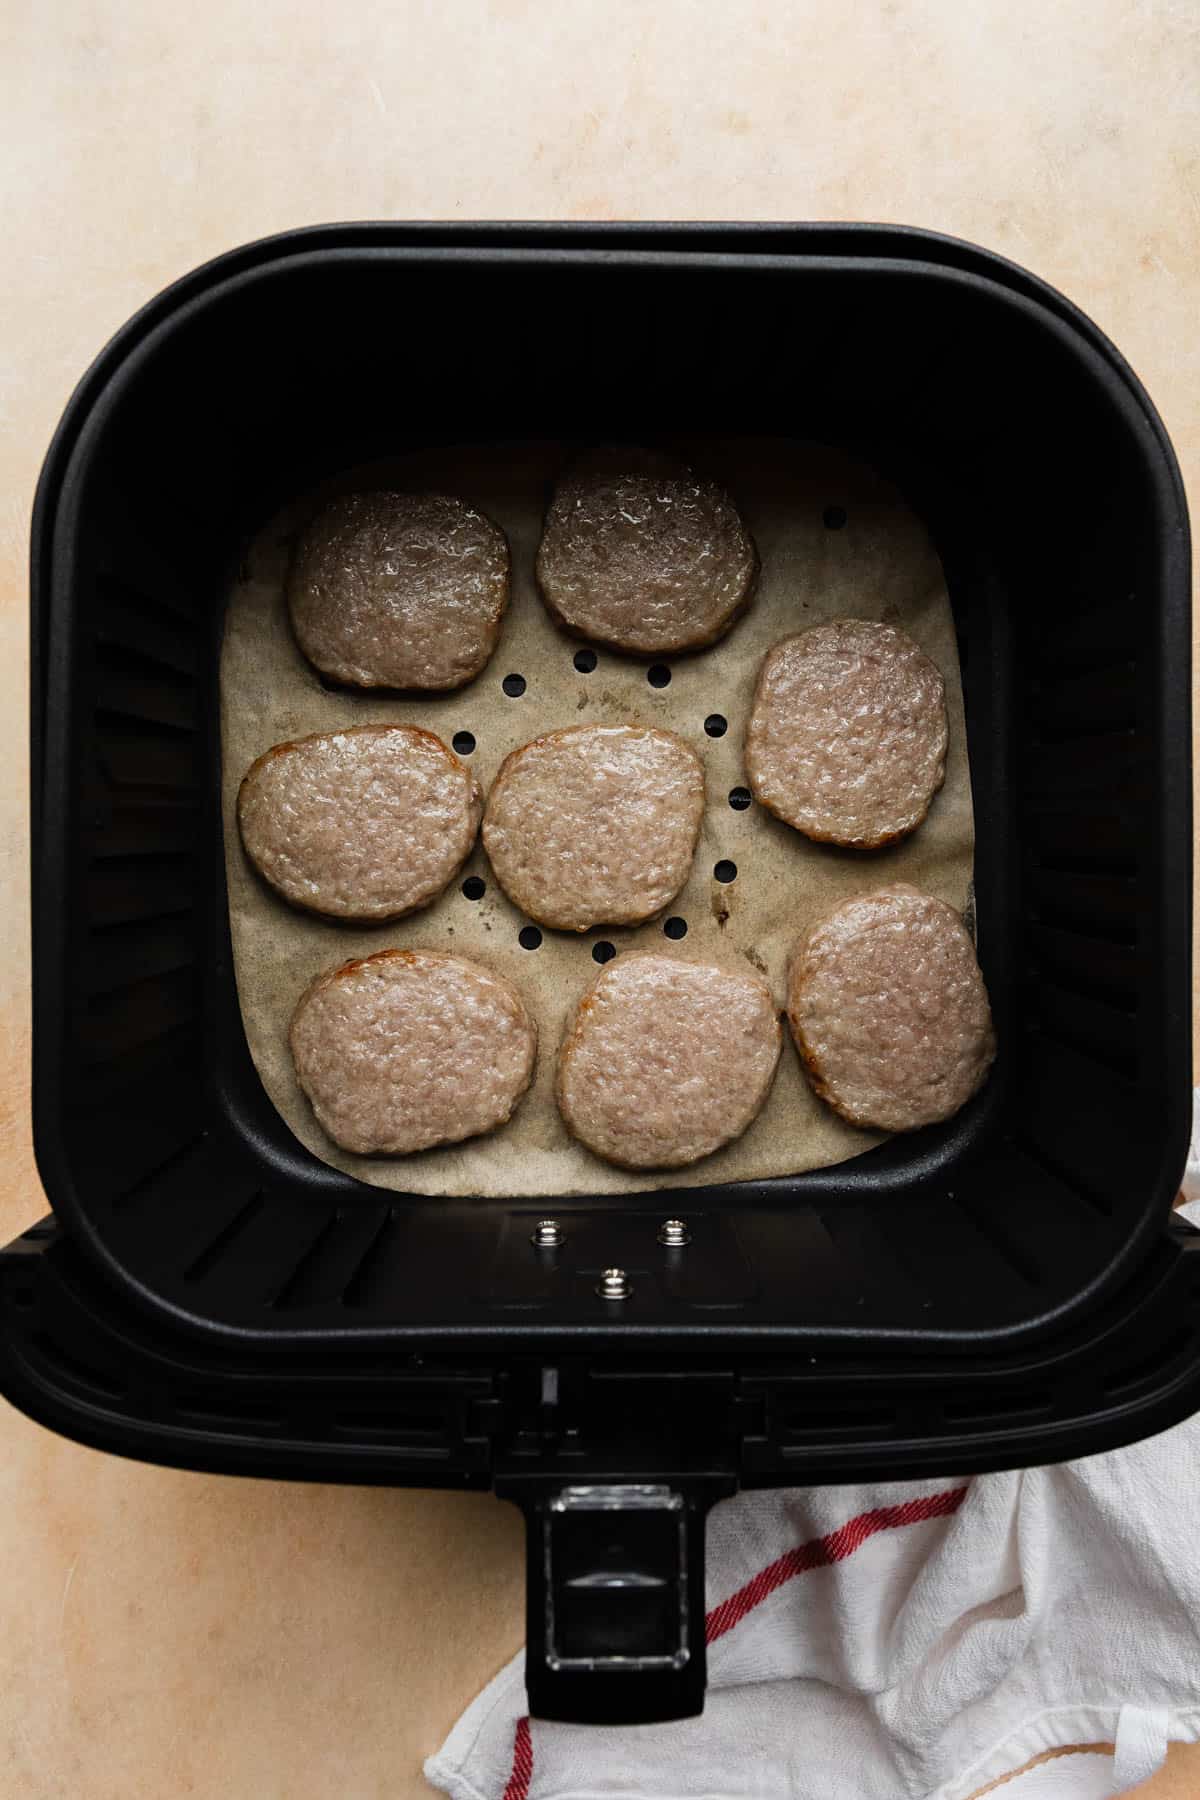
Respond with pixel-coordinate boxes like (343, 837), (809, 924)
(535, 446), (758, 654)
(557, 953), (781, 1169)
(745, 620), (948, 848)
(238, 724), (481, 921)
(787, 883), (995, 1132)
(290, 949), (537, 1155)
(287, 490), (510, 689)
(482, 724), (704, 932)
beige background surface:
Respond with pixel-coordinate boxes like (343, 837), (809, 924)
(2, 3), (1197, 1795)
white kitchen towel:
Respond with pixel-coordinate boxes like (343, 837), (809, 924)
(426, 1194), (1200, 1800)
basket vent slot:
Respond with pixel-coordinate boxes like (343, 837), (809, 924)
(83, 915), (196, 996)
(950, 1194), (1043, 1290)
(95, 719), (197, 792)
(184, 1192), (266, 1282)
(80, 968), (198, 1062)
(341, 1210), (402, 1309)
(1009, 1134), (1113, 1218)
(271, 1213), (346, 1311)
(96, 577), (199, 676)
(111, 1132), (209, 1214)
(1028, 962), (1137, 1018)
(95, 646), (196, 734)
(87, 860), (195, 928)
(1025, 1016), (1138, 1086)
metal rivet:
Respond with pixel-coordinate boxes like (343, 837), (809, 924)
(596, 1267), (632, 1301)
(658, 1218), (691, 1247)
(531, 1219), (565, 1249)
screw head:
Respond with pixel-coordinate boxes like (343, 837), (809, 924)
(596, 1267), (632, 1301)
(658, 1218), (691, 1247)
(531, 1219), (565, 1249)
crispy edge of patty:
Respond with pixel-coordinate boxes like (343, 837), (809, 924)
(745, 623), (948, 850)
(285, 491), (512, 692)
(554, 951), (782, 1169)
(785, 884), (995, 1132)
(237, 723), (482, 923)
(289, 947), (538, 1153)
(480, 723), (706, 932)
(534, 449), (760, 656)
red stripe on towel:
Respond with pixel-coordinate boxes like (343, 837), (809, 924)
(705, 1484), (969, 1643)
(502, 1714), (533, 1800)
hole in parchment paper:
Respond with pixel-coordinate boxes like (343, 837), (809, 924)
(452, 731), (476, 756)
(714, 861), (737, 884)
(823, 505), (848, 530)
(647, 664), (671, 689)
(518, 925), (543, 950)
(592, 941), (616, 964)
(462, 876), (486, 900)
(704, 714), (727, 738)
(573, 648), (598, 673)
(502, 673), (527, 697)
(728, 786), (753, 811)
(663, 917), (688, 940)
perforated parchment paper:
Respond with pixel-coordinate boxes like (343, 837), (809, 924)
(220, 440), (975, 1196)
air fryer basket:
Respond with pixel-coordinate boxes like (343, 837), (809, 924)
(8, 224), (1192, 1723)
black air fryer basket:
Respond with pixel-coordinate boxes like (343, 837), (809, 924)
(6, 224), (1193, 1725)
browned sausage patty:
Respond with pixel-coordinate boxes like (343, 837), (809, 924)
(287, 490), (510, 689)
(482, 724), (704, 932)
(535, 446), (758, 654)
(238, 725), (481, 921)
(290, 950), (537, 1155)
(745, 620), (947, 848)
(787, 883), (995, 1132)
(557, 953), (781, 1169)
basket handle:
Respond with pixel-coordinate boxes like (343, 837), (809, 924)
(501, 1480), (716, 1724)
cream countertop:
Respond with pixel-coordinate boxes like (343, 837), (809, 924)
(2, 4), (1198, 1794)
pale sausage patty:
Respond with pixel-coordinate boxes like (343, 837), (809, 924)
(535, 447), (758, 654)
(238, 724), (480, 921)
(482, 724), (704, 932)
(287, 490), (510, 690)
(787, 883), (994, 1132)
(557, 953), (781, 1169)
(746, 620), (947, 848)
(290, 950), (537, 1155)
